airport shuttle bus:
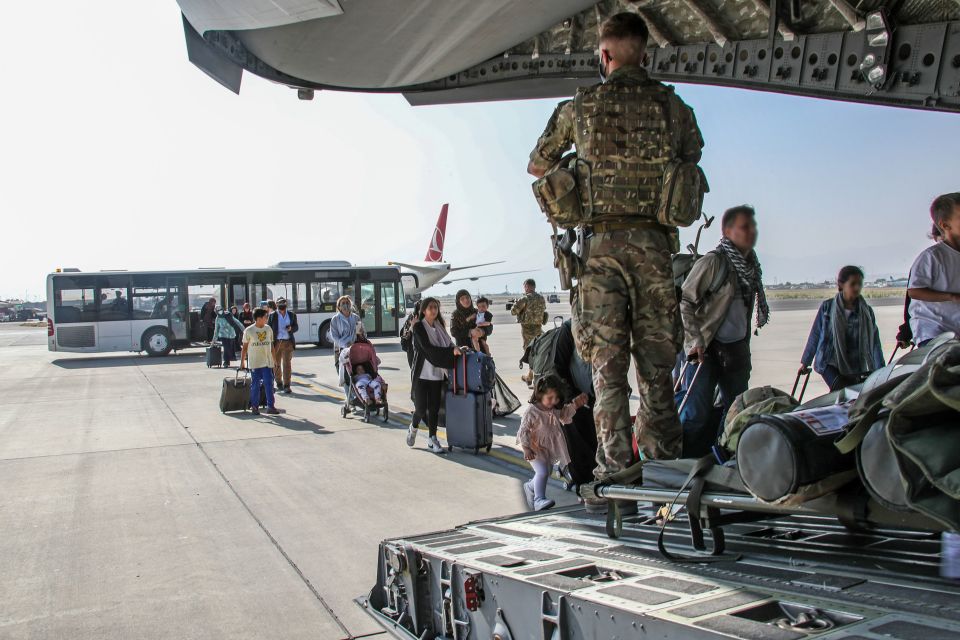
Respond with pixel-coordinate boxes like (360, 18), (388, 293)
(45, 263), (405, 356)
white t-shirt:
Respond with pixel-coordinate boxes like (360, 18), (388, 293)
(908, 241), (960, 344)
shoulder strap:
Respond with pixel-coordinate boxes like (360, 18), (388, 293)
(706, 250), (730, 297)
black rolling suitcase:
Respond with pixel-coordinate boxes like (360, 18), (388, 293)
(206, 343), (222, 368)
(220, 369), (250, 413)
(444, 388), (494, 454)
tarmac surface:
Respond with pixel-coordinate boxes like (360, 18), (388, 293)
(0, 298), (906, 638)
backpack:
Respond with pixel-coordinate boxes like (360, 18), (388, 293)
(521, 319), (592, 402)
(672, 249), (730, 305)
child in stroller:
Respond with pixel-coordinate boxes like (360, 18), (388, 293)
(339, 336), (389, 423)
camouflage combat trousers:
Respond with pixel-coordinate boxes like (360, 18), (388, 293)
(521, 324), (543, 350)
(574, 228), (683, 479)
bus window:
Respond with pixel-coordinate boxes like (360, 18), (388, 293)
(96, 276), (131, 322)
(187, 281), (222, 312)
(311, 281), (344, 312)
(54, 281), (97, 323)
(132, 288), (170, 320)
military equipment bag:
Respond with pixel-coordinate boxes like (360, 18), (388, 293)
(737, 402), (857, 503)
(657, 91), (708, 227)
(853, 342), (960, 530)
(719, 386), (798, 454)
(532, 153), (586, 229)
(658, 161), (708, 228)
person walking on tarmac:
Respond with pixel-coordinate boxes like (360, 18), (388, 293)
(408, 297), (462, 453)
(527, 12), (704, 509)
(331, 295), (360, 371)
(268, 297), (298, 394)
(799, 266), (885, 391)
(511, 279), (546, 386)
(680, 206), (768, 452)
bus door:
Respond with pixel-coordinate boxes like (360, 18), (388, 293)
(379, 282), (399, 335)
(166, 277), (189, 342)
(228, 277), (247, 309)
(359, 281), (377, 336)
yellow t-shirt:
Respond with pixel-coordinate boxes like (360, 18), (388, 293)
(243, 324), (275, 369)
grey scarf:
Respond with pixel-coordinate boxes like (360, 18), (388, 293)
(717, 238), (769, 331)
(830, 293), (875, 375)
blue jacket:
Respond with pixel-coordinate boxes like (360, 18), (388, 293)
(801, 298), (884, 375)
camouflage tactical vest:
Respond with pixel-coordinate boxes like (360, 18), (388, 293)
(573, 78), (674, 220)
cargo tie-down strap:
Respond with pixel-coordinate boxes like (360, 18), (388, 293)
(584, 457), (744, 563)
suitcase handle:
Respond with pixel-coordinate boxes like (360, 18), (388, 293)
(235, 367), (251, 381)
(453, 352), (468, 396)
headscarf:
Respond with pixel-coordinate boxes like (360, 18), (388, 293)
(717, 237), (769, 332)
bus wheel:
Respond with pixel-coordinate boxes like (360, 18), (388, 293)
(317, 321), (333, 349)
(142, 328), (173, 357)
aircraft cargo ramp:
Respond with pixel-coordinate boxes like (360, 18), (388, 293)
(359, 503), (960, 639)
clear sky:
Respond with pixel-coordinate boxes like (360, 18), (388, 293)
(3, 2), (959, 301)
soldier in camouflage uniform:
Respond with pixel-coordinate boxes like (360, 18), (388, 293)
(527, 13), (704, 492)
(511, 278), (546, 385)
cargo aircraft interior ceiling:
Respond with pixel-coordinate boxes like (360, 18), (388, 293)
(178, 0), (960, 112)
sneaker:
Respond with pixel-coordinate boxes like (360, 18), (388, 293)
(250, 406), (261, 416)
(558, 464), (574, 483)
(522, 481), (535, 510)
(533, 497), (555, 511)
(406, 426), (418, 447)
(427, 436), (445, 454)
(265, 407), (280, 415)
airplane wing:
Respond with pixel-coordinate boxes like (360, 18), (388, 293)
(388, 261), (449, 272)
(440, 270), (533, 285)
(446, 261), (505, 273)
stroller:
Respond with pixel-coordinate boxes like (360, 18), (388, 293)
(339, 337), (389, 423)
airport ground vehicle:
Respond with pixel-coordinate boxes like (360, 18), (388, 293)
(45, 263), (404, 356)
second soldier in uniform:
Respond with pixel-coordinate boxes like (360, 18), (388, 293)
(511, 278), (546, 386)
(527, 12), (704, 508)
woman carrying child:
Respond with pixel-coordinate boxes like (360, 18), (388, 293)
(517, 376), (588, 511)
(450, 289), (486, 353)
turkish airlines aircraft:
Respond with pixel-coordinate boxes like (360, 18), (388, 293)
(390, 204), (527, 295)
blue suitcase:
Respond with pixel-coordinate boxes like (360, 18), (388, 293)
(444, 389), (493, 454)
(449, 351), (495, 394)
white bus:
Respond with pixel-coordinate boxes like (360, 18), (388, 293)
(46, 263), (405, 356)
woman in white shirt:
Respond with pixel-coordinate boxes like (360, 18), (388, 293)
(907, 193), (960, 346)
(408, 297), (461, 453)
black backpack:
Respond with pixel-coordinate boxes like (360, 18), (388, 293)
(521, 319), (593, 402)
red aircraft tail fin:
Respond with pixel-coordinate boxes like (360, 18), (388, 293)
(424, 203), (448, 262)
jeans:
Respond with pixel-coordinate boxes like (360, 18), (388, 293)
(680, 339), (751, 456)
(413, 379), (445, 437)
(250, 367), (275, 409)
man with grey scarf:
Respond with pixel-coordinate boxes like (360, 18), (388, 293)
(678, 205), (768, 456)
(800, 265), (884, 390)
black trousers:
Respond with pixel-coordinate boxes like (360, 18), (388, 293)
(413, 379), (445, 437)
